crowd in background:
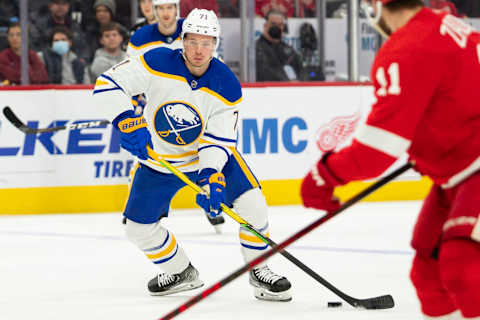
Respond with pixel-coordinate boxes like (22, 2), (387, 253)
(0, 0), (479, 85)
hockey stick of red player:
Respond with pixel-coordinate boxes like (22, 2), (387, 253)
(146, 146), (397, 309)
(158, 162), (413, 320)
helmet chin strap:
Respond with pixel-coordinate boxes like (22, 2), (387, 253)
(363, 0), (391, 38)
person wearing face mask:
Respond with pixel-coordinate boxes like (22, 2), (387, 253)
(0, 22), (48, 85)
(38, 25), (91, 84)
(29, 0), (89, 61)
(255, 9), (305, 82)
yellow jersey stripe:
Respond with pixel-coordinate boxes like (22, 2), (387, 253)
(146, 158), (198, 170)
(239, 231), (270, 244)
(140, 56), (241, 106)
(140, 56), (187, 83)
(159, 150), (198, 159)
(129, 38), (180, 50)
(229, 147), (259, 188)
(199, 87), (243, 106)
(146, 234), (177, 259)
(176, 159), (199, 168)
(95, 79), (109, 86)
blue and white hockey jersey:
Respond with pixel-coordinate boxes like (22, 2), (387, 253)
(127, 19), (184, 56)
(93, 48), (242, 174)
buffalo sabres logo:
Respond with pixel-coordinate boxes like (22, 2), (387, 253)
(153, 101), (203, 146)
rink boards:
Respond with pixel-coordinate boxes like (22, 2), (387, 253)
(0, 84), (431, 214)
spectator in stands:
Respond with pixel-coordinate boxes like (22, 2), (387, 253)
(255, 10), (305, 81)
(0, 1), (18, 50)
(0, 22), (48, 85)
(298, 0), (316, 17)
(180, 0), (219, 18)
(90, 22), (127, 80)
(450, 0), (480, 17)
(130, 0), (156, 35)
(38, 25), (90, 85)
(299, 22), (324, 81)
(256, 0), (294, 18)
(218, 0), (239, 17)
(430, 0), (463, 17)
(85, 0), (128, 62)
(29, 0), (89, 61)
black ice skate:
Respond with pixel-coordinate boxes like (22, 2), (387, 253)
(249, 265), (292, 302)
(148, 263), (204, 296)
(205, 213), (225, 234)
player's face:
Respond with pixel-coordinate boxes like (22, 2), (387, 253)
(183, 33), (216, 67)
(155, 4), (176, 29)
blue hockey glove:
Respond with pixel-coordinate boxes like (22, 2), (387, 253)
(112, 110), (152, 160)
(196, 168), (226, 218)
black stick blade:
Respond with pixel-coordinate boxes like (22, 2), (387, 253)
(354, 294), (395, 309)
(3, 106), (109, 134)
(2, 106), (34, 134)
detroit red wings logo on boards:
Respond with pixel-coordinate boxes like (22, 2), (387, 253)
(315, 113), (360, 152)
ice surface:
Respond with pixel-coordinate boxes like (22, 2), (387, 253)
(0, 201), (425, 320)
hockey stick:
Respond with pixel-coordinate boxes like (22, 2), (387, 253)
(3, 104), (398, 309)
(2, 106), (223, 233)
(2, 106), (110, 134)
(159, 162), (413, 320)
(147, 146), (402, 310)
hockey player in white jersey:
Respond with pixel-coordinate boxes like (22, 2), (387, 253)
(127, 0), (183, 56)
(128, 0), (225, 230)
(93, 9), (292, 301)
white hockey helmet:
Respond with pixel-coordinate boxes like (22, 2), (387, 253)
(181, 8), (220, 50)
(152, 0), (179, 6)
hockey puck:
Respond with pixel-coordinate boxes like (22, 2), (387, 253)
(327, 301), (342, 308)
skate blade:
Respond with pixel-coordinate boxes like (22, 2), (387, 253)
(253, 287), (292, 302)
(149, 279), (204, 296)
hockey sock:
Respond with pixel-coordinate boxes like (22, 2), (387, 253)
(440, 239), (480, 318)
(125, 219), (190, 274)
(410, 253), (457, 317)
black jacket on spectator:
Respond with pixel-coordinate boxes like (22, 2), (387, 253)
(451, 0), (480, 17)
(255, 35), (305, 82)
(29, 14), (89, 61)
(41, 48), (86, 84)
(130, 18), (149, 36)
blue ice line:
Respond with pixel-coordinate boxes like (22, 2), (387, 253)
(0, 230), (414, 256)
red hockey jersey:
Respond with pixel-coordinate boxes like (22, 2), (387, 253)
(328, 8), (480, 188)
